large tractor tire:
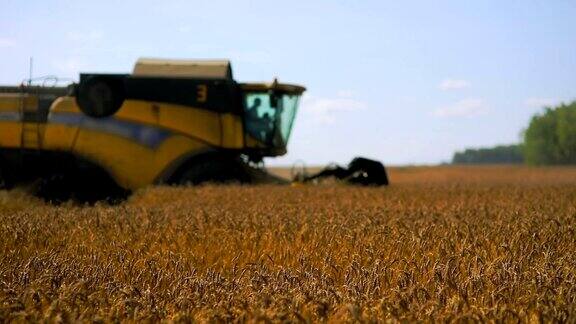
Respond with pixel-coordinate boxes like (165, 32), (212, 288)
(35, 174), (74, 204)
(76, 76), (125, 118)
(177, 156), (250, 186)
(36, 171), (130, 205)
(0, 160), (14, 190)
(0, 166), (6, 190)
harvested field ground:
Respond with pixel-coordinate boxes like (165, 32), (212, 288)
(1, 165), (576, 322)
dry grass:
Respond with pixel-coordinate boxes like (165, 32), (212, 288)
(1, 166), (576, 322)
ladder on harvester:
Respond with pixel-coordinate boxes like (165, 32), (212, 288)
(21, 121), (41, 149)
(18, 90), (42, 150)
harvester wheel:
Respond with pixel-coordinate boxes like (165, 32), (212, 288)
(178, 156), (249, 185)
(36, 174), (73, 204)
(0, 167), (6, 189)
(0, 160), (12, 190)
(35, 171), (130, 205)
(76, 76), (125, 118)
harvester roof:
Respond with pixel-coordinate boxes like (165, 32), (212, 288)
(132, 58), (233, 80)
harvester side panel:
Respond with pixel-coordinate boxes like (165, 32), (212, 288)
(44, 97), (245, 190)
(0, 94), (35, 148)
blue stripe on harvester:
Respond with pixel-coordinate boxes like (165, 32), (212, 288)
(49, 113), (171, 149)
(0, 111), (21, 121)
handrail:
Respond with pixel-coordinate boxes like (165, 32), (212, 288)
(0, 85), (71, 96)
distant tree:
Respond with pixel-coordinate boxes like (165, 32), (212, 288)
(524, 101), (576, 165)
(452, 145), (524, 164)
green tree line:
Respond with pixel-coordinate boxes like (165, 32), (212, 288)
(452, 145), (524, 164)
(524, 101), (576, 165)
(452, 100), (576, 165)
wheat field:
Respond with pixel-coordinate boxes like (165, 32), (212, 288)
(1, 166), (575, 322)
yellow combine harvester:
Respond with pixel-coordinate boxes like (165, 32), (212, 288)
(0, 58), (305, 201)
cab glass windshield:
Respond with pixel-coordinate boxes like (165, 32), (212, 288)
(244, 92), (300, 147)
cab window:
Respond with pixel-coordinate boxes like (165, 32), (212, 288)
(244, 93), (276, 144)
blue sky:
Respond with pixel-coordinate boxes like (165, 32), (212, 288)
(1, 0), (575, 165)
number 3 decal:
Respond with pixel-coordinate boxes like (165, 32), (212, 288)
(197, 85), (208, 103)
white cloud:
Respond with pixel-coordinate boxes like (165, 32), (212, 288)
(336, 89), (355, 98)
(0, 38), (15, 48)
(178, 25), (192, 33)
(52, 57), (90, 77)
(224, 50), (272, 65)
(65, 30), (104, 55)
(434, 98), (488, 117)
(66, 30), (103, 42)
(524, 97), (562, 108)
(438, 79), (470, 91)
(301, 92), (367, 124)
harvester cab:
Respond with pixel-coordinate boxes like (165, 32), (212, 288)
(241, 80), (304, 158)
